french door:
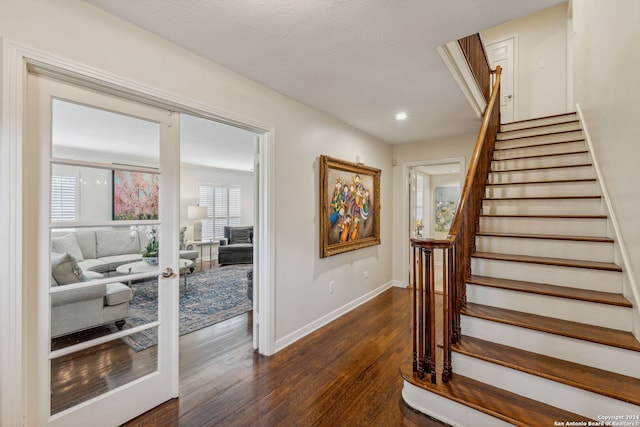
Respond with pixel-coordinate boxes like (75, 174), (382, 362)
(25, 72), (180, 426)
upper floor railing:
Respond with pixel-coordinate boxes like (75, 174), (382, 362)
(458, 33), (492, 102)
(410, 34), (501, 384)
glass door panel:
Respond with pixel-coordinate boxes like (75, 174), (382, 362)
(26, 73), (180, 425)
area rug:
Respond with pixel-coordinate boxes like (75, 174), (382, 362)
(121, 264), (252, 352)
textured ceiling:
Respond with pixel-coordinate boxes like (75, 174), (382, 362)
(83, 0), (565, 144)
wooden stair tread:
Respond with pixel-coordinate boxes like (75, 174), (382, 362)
(484, 195), (601, 201)
(475, 231), (613, 243)
(472, 251), (621, 271)
(480, 213), (607, 219)
(493, 150), (588, 161)
(498, 119), (580, 135)
(495, 138), (584, 151)
(497, 129), (582, 142)
(491, 163), (593, 173)
(467, 275), (631, 307)
(462, 303), (640, 352)
(501, 112), (577, 126)
(400, 364), (591, 427)
(453, 336), (640, 406)
(487, 178), (596, 186)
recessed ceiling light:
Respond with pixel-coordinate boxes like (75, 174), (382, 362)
(395, 112), (408, 121)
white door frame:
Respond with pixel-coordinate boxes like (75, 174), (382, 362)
(0, 40), (276, 425)
(400, 157), (466, 287)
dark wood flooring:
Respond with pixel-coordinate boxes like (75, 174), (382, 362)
(124, 287), (447, 426)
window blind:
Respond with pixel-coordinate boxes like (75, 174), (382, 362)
(198, 184), (241, 239)
(51, 175), (77, 222)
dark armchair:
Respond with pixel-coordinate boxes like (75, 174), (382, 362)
(218, 226), (253, 265)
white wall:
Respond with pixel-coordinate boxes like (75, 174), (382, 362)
(0, 0), (392, 345)
(572, 0), (640, 334)
(180, 164), (255, 241)
(482, 2), (569, 120)
(391, 133), (476, 284)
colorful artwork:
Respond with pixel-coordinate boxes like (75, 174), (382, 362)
(320, 156), (381, 258)
(327, 172), (373, 244)
(112, 171), (159, 220)
(434, 186), (460, 232)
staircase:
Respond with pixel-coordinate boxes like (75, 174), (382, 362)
(402, 112), (640, 426)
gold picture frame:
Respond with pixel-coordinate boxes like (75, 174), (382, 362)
(319, 155), (381, 258)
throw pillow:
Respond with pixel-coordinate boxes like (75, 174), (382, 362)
(51, 252), (86, 285)
(230, 228), (252, 244)
(52, 233), (84, 262)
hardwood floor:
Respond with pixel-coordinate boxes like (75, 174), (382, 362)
(124, 287), (447, 426)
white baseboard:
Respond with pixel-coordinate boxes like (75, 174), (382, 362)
(392, 280), (407, 288)
(274, 280), (394, 352)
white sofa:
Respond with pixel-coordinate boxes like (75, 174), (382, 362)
(52, 228), (198, 276)
(50, 228), (198, 338)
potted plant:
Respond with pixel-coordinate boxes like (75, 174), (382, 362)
(142, 227), (159, 265)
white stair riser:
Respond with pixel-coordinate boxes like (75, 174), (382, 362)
(493, 140), (586, 160)
(471, 258), (622, 293)
(492, 152), (590, 170)
(475, 235), (613, 262)
(485, 181), (599, 199)
(466, 285), (631, 331)
(402, 381), (513, 427)
(495, 130), (583, 149)
(497, 122), (582, 140)
(500, 113), (578, 132)
(453, 353), (640, 421)
(479, 216), (608, 237)
(488, 166), (595, 183)
(461, 315), (640, 378)
(482, 198), (603, 215)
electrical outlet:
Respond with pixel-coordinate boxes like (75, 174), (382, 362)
(363, 271), (369, 279)
(329, 280), (335, 294)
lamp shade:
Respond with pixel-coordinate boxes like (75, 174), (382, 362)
(187, 205), (207, 220)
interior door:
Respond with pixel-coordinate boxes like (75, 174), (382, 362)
(25, 72), (180, 426)
(486, 37), (515, 123)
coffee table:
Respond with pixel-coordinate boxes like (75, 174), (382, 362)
(116, 258), (195, 289)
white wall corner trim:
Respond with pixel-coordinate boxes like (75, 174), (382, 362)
(437, 41), (487, 119)
(1, 37), (25, 427)
(274, 280), (394, 352)
(576, 104), (640, 340)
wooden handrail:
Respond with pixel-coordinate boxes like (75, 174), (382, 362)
(448, 66), (502, 240)
(410, 57), (501, 384)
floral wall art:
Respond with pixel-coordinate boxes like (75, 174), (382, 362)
(434, 186), (460, 233)
(112, 170), (159, 220)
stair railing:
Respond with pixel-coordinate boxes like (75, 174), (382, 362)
(411, 36), (501, 384)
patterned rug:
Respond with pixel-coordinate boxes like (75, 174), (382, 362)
(121, 264), (252, 352)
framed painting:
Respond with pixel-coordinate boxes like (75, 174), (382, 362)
(112, 170), (159, 220)
(434, 186), (460, 232)
(320, 155), (381, 258)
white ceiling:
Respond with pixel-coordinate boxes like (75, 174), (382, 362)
(83, 0), (565, 145)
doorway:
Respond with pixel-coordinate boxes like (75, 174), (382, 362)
(4, 47), (274, 425)
(179, 114), (258, 350)
(405, 158), (465, 289)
